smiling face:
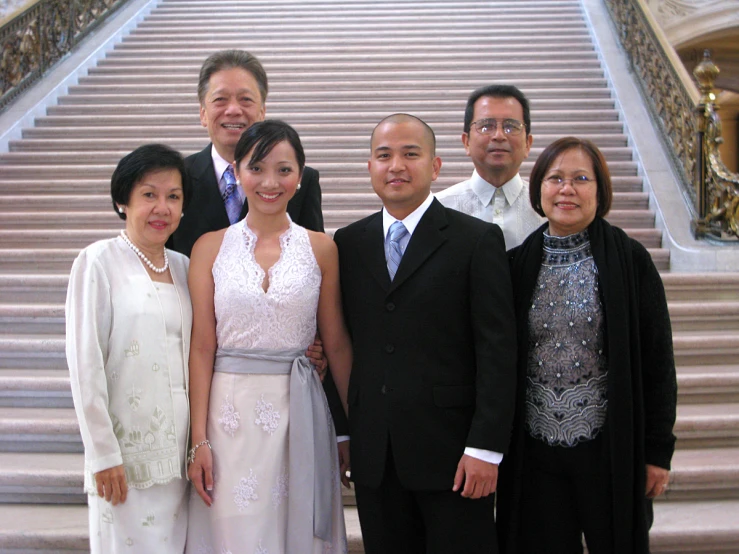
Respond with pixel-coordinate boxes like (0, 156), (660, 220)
(199, 67), (266, 162)
(368, 118), (442, 220)
(121, 168), (184, 250)
(540, 147), (599, 236)
(462, 95), (533, 187)
(234, 140), (301, 217)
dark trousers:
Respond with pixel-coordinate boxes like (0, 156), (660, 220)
(518, 434), (613, 554)
(354, 444), (497, 554)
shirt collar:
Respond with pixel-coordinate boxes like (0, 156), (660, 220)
(382, 193), (434, 238)
(470, 169), (525, 207)
(210, 145), (233, 182)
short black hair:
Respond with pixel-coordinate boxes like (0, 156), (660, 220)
(370, 113), (437, 154)
(463, 85), (531, 135)
(234, 119), (305, 172)
(529, 136), (613, 218)
(110, 144), (190, 220)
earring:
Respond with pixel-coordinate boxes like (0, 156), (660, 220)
(236, 179), (241, 186)
(181, 212), (185, 217)
(297, 183), (302, 190)
(117, 206), (124, 214)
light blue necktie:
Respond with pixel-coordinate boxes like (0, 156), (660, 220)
(386, 221), (408, 281)
(222, 165), (243, 224)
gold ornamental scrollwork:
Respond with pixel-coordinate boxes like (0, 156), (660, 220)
(691, 52), (739, 241)
(0, 0), (129, 111)
(603, 0), (697, 205)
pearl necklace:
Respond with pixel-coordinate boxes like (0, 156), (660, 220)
(120, 231), (169, 273)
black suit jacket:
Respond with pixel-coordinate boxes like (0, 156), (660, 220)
(334, 198), (517, 491)
(169, 144), (324, 257)
(168, 144), (348, 435)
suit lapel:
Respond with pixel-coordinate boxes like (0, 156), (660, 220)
(389, 199), (448, 294)
(360, 213), (392, 291)
(192, 145), (230, 230)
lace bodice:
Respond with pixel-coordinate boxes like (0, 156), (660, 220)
(213, 220), (321, 350)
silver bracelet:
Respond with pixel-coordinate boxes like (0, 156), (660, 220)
(187, 439), (211, 465)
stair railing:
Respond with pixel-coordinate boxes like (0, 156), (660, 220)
(0, 0), (129, 112)
(603, 0), (739, 241)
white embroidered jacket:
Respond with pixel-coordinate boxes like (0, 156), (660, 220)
(65, 237), (192, 492)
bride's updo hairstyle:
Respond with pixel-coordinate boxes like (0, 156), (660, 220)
(233, 119), (306, 172)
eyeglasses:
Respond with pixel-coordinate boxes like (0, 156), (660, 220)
(471, 118), (526, 136)
(543, 175), (595, 188)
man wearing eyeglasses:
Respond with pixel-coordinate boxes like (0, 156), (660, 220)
(437, 85), (545, 249)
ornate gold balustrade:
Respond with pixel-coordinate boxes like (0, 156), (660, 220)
(603, 0), (739, 241)
(0, 0), (128, 111)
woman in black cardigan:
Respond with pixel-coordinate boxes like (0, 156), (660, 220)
(497, 137), (677, 554)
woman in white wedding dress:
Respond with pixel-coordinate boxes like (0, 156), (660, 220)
(185, 120), (351, 554)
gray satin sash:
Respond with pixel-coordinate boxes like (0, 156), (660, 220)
(214, 348), (334, 549)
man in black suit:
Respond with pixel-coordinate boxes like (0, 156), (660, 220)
(168, 49), (323, 257)
(334, 114), (517, 553)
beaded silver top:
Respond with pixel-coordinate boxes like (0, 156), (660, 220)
(525, 229), (608, 447)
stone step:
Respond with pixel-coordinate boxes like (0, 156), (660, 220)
(102, 50), (599, 65)
(26, 110), (619, 128)
(661, 273), (739, 301)
(21, 120), (627, 139)
(0, 275), (69, 303)
(96, 55), (601, 72)
(0, 369), (72, 408)
(44, 98), (617, 116)
(678, 365), (739, 404)
(0, 500), (737, 553)
(76, 74), (609, 89)
(0, 407), (81, 452)
(0, 453), (84, 503)
(0, 504), (363, 553)
(0, 161), (640, 180)
(663, 447), (739, 501)
(0, 145), (633, 166)
(669, 302), (739, 332)
(0, 191), (649, 212)
(66, 83), (615, 99)
(9, 133), (629, 152)
(674, 403), (739, 448)
(673, 331), (739, 367)
(0, 335), (66, 369)
(650, 499), (739, 553)
(0, 175), (647, 194)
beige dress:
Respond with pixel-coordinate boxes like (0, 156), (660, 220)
(88, 283), (189, 553)
(186, 220), (347, 554)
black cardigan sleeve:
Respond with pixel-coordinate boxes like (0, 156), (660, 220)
(633, 240), (677, 469)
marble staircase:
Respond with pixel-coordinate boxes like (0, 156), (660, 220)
(0, 0), (738, 552)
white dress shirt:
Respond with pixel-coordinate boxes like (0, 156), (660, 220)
(211, 145), (245, 204)
(436, 170), (546, 249)
(382, 193), (503, 465)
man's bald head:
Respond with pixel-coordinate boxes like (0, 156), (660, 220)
(370, 114), (437, 155)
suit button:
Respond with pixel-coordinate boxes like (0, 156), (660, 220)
(386, 302), (395, 312)
(381, 385), (387, 395)
(385, 344), (395, 353)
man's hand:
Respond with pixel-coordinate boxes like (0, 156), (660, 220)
(94, 465), (128, 505)
(645, 464), (670, 499)
(305, 336), (328, 380)
(452, 454), (498, 499)
(338, 440), (351, 488)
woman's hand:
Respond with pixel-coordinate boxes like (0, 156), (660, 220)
(645, 464), (670, 498)
(188, 442), (214, 507)
(94, 465), (128, 505)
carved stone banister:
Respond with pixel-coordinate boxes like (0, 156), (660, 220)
(0, 0), (129, 112)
